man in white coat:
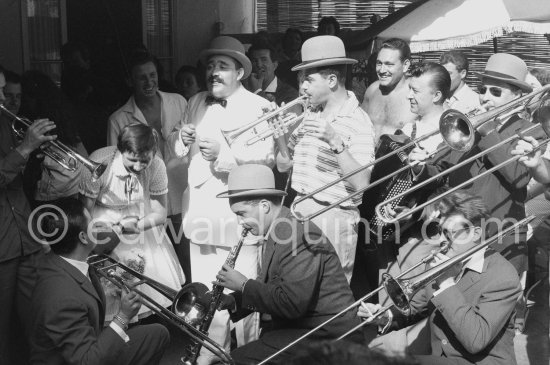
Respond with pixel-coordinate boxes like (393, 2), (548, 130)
(169, 36), (275, 365)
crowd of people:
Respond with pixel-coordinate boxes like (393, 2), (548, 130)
(0, 14), (549, 365)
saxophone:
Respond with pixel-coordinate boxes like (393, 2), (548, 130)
(180, 228), (251, 364)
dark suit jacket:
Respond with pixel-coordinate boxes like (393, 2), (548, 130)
(0, 116), (42, 262)
(264, 78), (298, 107)
(230, 207), (360, 346)
(393, 250), (521, 365)
(30, 253), (127, 365)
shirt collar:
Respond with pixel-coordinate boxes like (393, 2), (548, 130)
(112, 150), (133, 178)
(60, 256), (90, 277)
(264, 77), (278, 93)
(208, 83), (245, 106)
(462, 246), (486, 274)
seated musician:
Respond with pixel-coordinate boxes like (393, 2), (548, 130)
(360, 190), (522, 365)
(212, 164), (361, 365)
(30, 197), (169, 365)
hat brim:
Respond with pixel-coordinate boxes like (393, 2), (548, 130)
(292, 58), (357, 71)
(216, 188), (287, 199)
(474, 72), (533, 93)
(200, 49), (252, 79)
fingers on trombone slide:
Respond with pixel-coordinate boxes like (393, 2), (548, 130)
(357, 302), (388, 326)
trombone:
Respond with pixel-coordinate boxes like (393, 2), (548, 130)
(0, 105), (107, 181)
(291, 84), (550, 223)
(88, 254), (234, 365)
(376, 85), (550, 225)
(336, 215), (535, 340)
(257, 236), (452, 365)
(222, 95), (308, 146)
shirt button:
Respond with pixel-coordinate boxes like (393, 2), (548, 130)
(442, 339), (448, 345)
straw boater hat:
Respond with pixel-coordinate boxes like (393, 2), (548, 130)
(217, 164), (287, 199)
(474, 53), (532, 93)
(292, 35), (357, 71)
(199, 36), (252, 79)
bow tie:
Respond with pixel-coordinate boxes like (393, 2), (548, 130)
(205, 95), (227, 107)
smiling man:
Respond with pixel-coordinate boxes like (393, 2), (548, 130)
(409, 53), (540, 274)
(107, 51), (189, 278)
(361, 38), (417, 141)
(213, 164), (360, 365)
(169, 36), (276, 365)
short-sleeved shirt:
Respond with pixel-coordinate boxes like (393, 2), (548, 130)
(79, 146), (168, 209)
(289, 92), (375, 207)
(445, 83), (481, 114)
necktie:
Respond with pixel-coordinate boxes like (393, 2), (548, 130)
(205, 95), (227, 107)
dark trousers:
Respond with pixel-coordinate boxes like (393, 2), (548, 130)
(166, 213), (191, 284)
(0, 250), (44, 364)
(119, 324), (170, 365)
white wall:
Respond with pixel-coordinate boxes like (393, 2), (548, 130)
(174, 0), (254, 75)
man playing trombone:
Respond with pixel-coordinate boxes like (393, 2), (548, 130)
(276, 35), (376, 282)
(30, 198), (170, 365)
(360, 190), (522, 365)
(408, 53), (539, 275)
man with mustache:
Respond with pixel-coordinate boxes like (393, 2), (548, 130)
(361, 38), (416, 141)
(107, 50), (190, 280)
(169, 36), (275, 365)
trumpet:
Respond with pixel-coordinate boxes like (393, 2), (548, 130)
(88, 254), (235, 365)
(0, 105), (107, 181)
(222, 95), (308, 146)
(376, 85), (550, 225)
(335, 215), (535, 341)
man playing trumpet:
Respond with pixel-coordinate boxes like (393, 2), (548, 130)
(360, 190), (522, 365)
(276, 35), (376, 282)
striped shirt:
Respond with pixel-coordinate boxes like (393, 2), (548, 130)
(289, 92), (375, 207)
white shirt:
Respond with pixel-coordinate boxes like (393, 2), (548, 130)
(170, 85), (274, 247)
(60, 256), (129, 342)
(107, 91), (188, 216)
(433, 247), (486, 296)
(264, 77), (278, 93)
(401, 117), (443, 155)
(445, 83), (481, 114)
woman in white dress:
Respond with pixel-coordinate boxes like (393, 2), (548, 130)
(80, 124), (185, 322)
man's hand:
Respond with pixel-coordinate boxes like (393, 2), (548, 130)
(431, 252), (461, 289)
(248, 72), (264, 93)
(199, 137), (220, 161)
(357, 302), (389, 327)
(16, 118), (57, 157)
(213, 264), (247, 292)
(302, 114), (337, 144)
(512, 136), (542, 169)
(408, 145), (430, 173)
(179, 124), (196, 145)
(119, 289), (142, 321)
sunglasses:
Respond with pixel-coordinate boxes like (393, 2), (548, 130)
(438, 225), (471, 242)
(478, 85), (503, 97)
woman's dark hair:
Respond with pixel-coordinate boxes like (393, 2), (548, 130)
(40, 198), (89, 255)
(117, 123), (158, 156)
(318, 16), (341, 35)
(20, 70), (81, 147)
(175, 65), (205, 91)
